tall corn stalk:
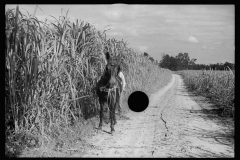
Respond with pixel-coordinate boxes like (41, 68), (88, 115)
(5, 6), (172, 148)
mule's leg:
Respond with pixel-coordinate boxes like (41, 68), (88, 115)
(110, 110), (115, 134)
(98, 101), (103, 131)
(113, 102), (117, 125)
(109, 101), (115, 134)
(118, 89), (123, 115)
(116, 88), (121, 115)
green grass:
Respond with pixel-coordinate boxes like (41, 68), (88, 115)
(5, 6), (172, 156)
(178, 69), (234, 118)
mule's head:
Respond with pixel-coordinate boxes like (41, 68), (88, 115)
(101, 52), (120, 89)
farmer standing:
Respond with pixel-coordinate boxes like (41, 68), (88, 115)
(117, 66), (126, 114)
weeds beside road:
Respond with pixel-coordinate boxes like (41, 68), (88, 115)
(176, 69), (234, 118)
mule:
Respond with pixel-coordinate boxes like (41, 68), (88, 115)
(96, 52), (122, 134)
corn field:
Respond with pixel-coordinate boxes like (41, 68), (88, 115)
(5, 6), (172, 153)
(178, 69), (235, 118)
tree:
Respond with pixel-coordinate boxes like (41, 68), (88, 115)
(189, 58), (197, 65)
(169, 56), (181, 71)
(159, 52), (234, 71)
(159, 54), (171, 69)
(159, 54), (181, 70)
(175, 52), (191, 69)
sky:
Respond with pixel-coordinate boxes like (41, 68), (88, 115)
(6, 4), (235, 64)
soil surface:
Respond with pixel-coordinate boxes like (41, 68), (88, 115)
(20, 74), (235, 158)
(76, 74), (234, 158)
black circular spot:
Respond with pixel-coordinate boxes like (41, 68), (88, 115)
(128, 91), (149, 112)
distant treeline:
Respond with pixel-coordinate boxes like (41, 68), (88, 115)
(143, 52), (234, 71)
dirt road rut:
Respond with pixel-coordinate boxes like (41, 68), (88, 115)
(77, 74), (234, 158)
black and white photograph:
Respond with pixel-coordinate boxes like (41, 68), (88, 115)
(5, 4), (234, 158)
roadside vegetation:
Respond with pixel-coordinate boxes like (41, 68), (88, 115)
(158, 49), (234, 119)
(177, 69), (234, 118)
(160, 52), (234, 71)
(5, 6), (172, 157)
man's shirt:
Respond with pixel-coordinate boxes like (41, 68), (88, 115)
(118, 71), (126, 90)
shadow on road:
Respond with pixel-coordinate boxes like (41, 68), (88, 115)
(178, 87), (234, 157)
(188, 91), (234, 133)
(170, 76), (235, 157)
(184, 150), (233, 158)
(178, 84), (234, 130)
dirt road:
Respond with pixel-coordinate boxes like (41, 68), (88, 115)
(74, 74), (234, 158)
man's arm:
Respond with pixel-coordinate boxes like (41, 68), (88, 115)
(119, 72), (126, 90)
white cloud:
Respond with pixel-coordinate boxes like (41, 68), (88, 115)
(130, 29), (139, 36)
(213, 41), (223, 45)
(116, 25), (140, 36)
(210, 47), (215, 50)
(165, 19), (175, 23)
(138, 46), (148, 52)
(187, 36), (199, 43)
(202, 46), (208, 49)
(107, 31), (123, 36)
(105, 10), (122, 20)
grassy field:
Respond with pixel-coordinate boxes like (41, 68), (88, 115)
(177, 69), (234, 118)
(5, 6), (172, 156)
